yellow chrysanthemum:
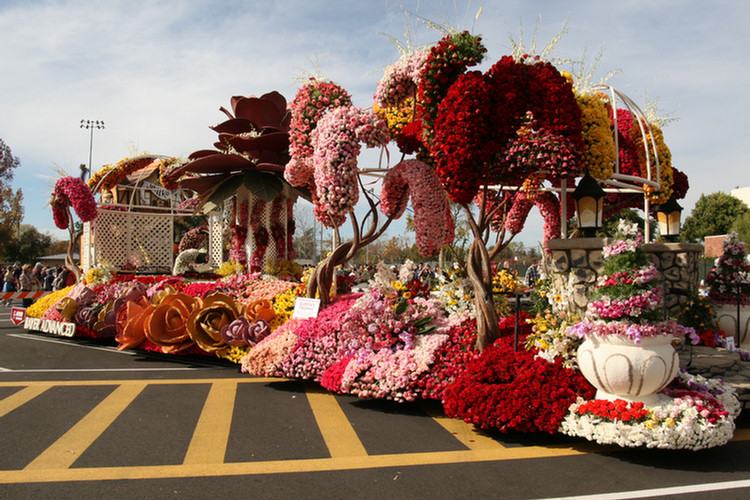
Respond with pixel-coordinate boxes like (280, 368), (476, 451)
(215, 345), (249, 364)
(25, 286), (75, 318)
(216, 260), (245, 277)
(576, 93), (616, 181)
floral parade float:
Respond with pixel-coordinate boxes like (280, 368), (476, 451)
(558, 221), (739, 449)
(27, 28), (741, 450)
(705, 232), (750, 346)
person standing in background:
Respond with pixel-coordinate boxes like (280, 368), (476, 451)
(19, 264), (41, 308)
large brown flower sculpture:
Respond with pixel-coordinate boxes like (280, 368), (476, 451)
(143, 293), (198, 353)
(186, 293), (243, 353)
(164, 91), (296, 213)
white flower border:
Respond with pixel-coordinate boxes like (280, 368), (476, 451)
(559, 372), (741, 450)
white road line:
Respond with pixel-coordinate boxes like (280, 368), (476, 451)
(531, 478), (750, 500)
(5, 333), (228, 369)
(7, 333), (137, 355)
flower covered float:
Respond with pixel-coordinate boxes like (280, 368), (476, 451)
(560, 220), (739, 449)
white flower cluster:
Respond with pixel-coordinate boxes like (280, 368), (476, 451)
(559, 372), (741, 450)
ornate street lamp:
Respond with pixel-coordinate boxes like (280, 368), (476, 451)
(80, 119), (105, 181)
(656, 196), (683, 241)
(573, 171), (605, 237)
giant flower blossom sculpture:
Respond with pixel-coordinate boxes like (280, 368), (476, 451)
(163, 91), (294, 212)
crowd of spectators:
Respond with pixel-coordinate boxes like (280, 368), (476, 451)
(1, 263), (72, 307)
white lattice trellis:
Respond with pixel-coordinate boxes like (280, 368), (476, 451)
(93, 209), (175, 272)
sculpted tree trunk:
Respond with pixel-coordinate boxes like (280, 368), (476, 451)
(463, 190), (515, 351)
(65, 207), (82, 285)
(306, 188), (392, 306)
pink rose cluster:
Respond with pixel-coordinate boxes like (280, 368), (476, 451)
(311, 106), (390, 227)
(285, 79), (352, 189)
(380, 159), (454, 256)
(587, 287), (663, 320)
(504, 191), (561, 246)
(373, 49), (430, 108)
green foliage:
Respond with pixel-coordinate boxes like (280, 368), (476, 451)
(0, 139), (23, 261)
(730, 212), (750, 247)
(4, 225), (52, 263)
(682, 192), (749, 242)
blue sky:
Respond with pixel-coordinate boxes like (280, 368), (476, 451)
(1, 0), (749, 249)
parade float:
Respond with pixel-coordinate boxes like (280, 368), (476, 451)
(27, 29), (740, 450)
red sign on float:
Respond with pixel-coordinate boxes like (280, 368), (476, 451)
(10, 307), (26, 326)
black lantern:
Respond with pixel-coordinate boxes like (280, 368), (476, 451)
(573, 171), (605, 237)
(656, 196), (683, 241)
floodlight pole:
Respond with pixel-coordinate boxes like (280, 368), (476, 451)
(80, 119), (105, 181)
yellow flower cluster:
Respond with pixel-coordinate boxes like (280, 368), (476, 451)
(373, 97), (415, 137)
(216, 260), (245, 277)
(525, 309), (582, 367)
(265, 258), (303, 279)
(577, 93), (616, 181)
(83, 262), (116, 286)
(632, 122), (673, 204)
(25, 286), (75, 318)
(86, 163), (116, 190)
(215, 345), (249, 364)
(492, 269), (526, 293)
(270, 284), (305, 330)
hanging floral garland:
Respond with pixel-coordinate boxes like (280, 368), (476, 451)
(417, 31), (487, 146)
(576, 93), (616, 181)
(285, 79), (352, 189)
(87, 155), (158, 193)
(497, 122), (580, 185)
(671, 167), (689, 200)
(311, 105), (390, 227)
(51, 176), (98, 229)
(249, 198), (267, 272)
(380, 159), (453, 256)
(504, 191), (561, 246)
(158, 157), (186, 190)
(631, 120), (674, 204)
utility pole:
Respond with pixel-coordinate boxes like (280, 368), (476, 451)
(80, 119), (104, 181)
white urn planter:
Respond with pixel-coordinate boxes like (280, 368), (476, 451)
(713, 303), (750, 346)
(577, 334), (679, 406)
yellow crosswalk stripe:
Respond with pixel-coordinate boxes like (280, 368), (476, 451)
(0, 384), (52, 417)
(183, 380), (237, 464)
(420, 402), (507, 450)
(24, 382), (147, 470)
(303, 381), (368, 458)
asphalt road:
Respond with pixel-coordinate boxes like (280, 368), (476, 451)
(1, 309), (750, 500)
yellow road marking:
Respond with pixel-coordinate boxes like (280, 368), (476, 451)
(24, 383), (147, 470)
(303, 381), (367, 458)
(0, 377), (281, 388)
(0, 446), (593, 484)
(0, 384), (52, 417)
(183, 381), (237, 464)
(0, 377), (745, 484)
(420, 402), (507, 450)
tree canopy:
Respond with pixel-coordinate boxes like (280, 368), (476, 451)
(0, 139), (24, 261)
(681, 192), (749, 242)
